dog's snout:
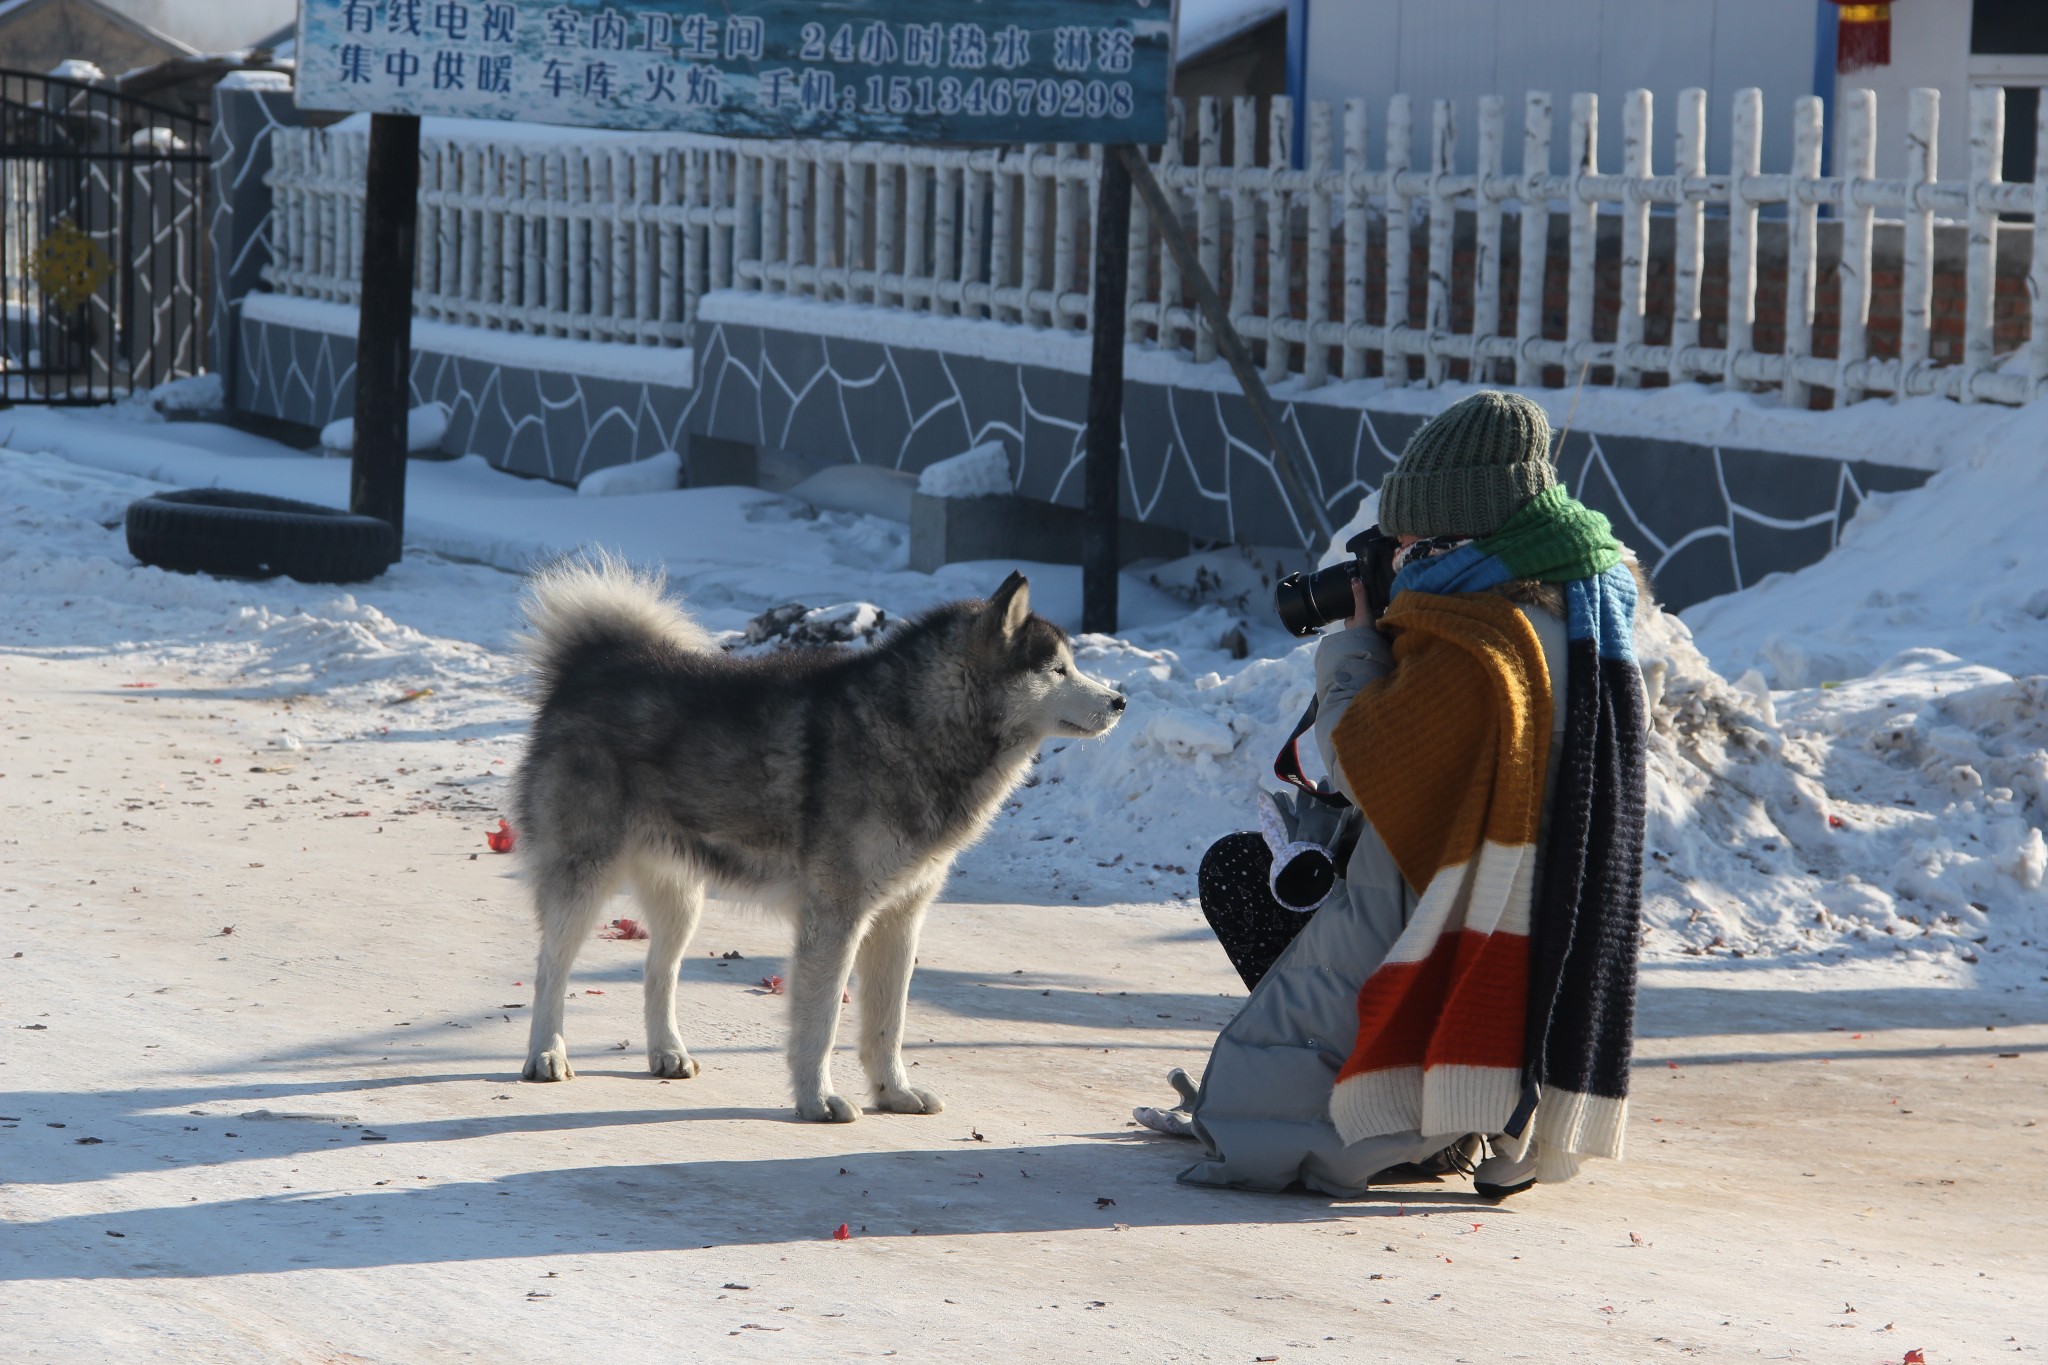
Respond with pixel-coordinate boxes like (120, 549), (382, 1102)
(1109, 693), (1127, 713)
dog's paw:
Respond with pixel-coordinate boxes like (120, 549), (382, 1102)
(649, 1046), (700, 1079)
(523, 1046), (574, 1082)
(795, 1092), (860, 1123)
(874, 1084), (944, 1115)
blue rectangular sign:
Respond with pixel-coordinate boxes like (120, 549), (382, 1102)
(294, 0), (1176, 144)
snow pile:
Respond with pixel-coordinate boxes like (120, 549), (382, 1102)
(916, 441), (1013, 499)
(0, 447), (523, 749)
(785, 463), (918, 523)
(1630, 629), (2045, 968)
(319, 401), (451, 456)
(577, 449), (680, 497)
(151, 373), (224, 415)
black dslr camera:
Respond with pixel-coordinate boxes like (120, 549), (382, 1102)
(1273, 527), (1401, 638)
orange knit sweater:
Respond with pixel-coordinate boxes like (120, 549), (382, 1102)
(1326, 590), (1553, 1144)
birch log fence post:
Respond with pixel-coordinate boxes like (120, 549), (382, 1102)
(1383, 94), (1412, 386)
(1564, 93), (1598, 380)
(1264, 97), (1293, 383)
(1514, 92), (1550, 388)
(1836, 88), (1876, 407)
(1422, 99), (1454, 388)
(1727, 88), (1763, 392)
(1341, 98), (1368, 381)
(1900, 88), (1938, 397)
(1963, 87), (2003, 404)
(1783, 96), (1823, 410)
(1615, 89), (1651, 389)
(1672, 88), (1706, 386)
(1473, 95), (1504, 385)
(1231, 96), (1257, 351)
(1195, 97), (1221, 364)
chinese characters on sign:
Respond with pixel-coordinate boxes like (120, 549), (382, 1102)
(296, 0), (1174, 143)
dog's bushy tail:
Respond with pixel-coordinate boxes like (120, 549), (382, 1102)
(519, 551), (716, 699)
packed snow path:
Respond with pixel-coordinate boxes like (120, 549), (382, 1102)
(1, 654), (2040, 1361)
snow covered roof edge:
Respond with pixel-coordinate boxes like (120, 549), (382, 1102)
(1178, 0), (1287, 64)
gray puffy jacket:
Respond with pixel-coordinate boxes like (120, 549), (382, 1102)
(1179, 601), (1569, 1195)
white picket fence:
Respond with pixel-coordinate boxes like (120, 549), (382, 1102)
(264, 84), (2048, 407)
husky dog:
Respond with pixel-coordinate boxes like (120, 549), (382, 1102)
(511, 557), (1125, 1121)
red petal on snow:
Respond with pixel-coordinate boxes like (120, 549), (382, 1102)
(485, 819), (517, 853)
(1902, 1352), (1926, 1365)
(832, 1223), (851, 1241)
(1828, 814), (1846, 829)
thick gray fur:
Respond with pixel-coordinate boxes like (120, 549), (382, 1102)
(511, 554), (1125, 1122)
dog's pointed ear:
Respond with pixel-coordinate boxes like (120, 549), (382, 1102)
(989, 571), (1031, 637)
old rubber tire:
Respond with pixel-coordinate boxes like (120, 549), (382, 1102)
(125, 489), (398, 584)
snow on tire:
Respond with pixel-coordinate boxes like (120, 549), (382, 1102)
(124, 488), (398, 584)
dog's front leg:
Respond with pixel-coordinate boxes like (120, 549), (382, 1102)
(787, 910), (863, 1122)
(856, 890), (943, 1115)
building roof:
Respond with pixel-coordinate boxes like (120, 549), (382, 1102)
(0, 0), (198, 57)
(1178, 0), (1287, 64)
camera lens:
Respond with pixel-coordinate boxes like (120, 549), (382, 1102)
(1272, 563), (1360, 638)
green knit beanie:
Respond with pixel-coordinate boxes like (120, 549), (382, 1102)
(1377, 390), (1557, 539)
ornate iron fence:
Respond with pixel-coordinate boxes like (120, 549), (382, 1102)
(1, 68), (210, 405)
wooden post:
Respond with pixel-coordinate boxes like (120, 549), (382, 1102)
(1082, 148), (1133, 636)
(349, 112), (420, 552)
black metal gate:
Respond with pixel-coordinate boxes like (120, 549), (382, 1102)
(1, 68), (208, 405)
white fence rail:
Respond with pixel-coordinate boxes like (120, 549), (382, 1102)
(265, 84), (2048, 407)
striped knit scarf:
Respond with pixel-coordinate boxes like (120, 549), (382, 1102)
(1328, 489), (1647, 1180)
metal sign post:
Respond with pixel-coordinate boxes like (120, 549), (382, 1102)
(1081, 147), (1132, 635)
(348, 111), (420, 546)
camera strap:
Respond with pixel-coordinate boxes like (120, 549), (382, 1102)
(1273, 696), (1351, 809)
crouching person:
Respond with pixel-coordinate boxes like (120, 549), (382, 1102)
(1145, 390), (1650, 1200)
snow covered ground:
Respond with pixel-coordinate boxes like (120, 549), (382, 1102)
(3, 390), (2041, 985)
(1, 386), (2044, 1360)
